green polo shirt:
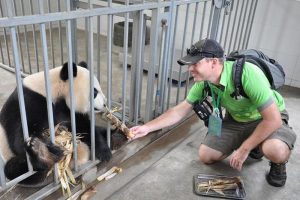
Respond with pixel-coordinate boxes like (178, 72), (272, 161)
(186, 60), (285, 122)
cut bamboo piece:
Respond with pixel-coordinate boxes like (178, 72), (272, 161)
(103, 106), (135, 139)
(44, 124), (80, 197)
(197, 177), (240, 194)
(97, 166), (122, 182)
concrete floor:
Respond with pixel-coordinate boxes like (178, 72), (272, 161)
(90, 86), (300, 200)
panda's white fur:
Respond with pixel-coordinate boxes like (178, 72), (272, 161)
(0, 124), (14, 162)
(23, 66), (106, 114)
(70, 142), (90, 167)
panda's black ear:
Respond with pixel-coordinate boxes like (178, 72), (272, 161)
(60, 62), (78, 81)
(78, 61), (88, 69)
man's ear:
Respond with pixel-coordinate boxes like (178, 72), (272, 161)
(210, 58), (220, 70)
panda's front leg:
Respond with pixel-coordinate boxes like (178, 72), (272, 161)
(25, 137), (65, 171)
(93, 126), (112, 162)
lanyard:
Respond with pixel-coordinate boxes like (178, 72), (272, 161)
(208, 83), (221, 116)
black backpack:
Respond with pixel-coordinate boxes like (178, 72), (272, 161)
(227, 49), (285, 99)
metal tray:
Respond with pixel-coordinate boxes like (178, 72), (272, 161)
(193, 174), (246, 199)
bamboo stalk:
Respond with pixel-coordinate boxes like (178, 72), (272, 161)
(197, 177), (240, 193)
(103, 106), (135, 139)
(44, 124), (80, 197)
(97, 166), (122, 182)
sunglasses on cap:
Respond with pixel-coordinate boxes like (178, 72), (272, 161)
(186, 45), (219, 58)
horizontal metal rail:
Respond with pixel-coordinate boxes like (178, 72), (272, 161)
(0, 0), (210, 27)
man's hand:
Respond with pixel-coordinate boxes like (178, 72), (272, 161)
(130, 125), (151, 140)
(229, 148), (250, 171)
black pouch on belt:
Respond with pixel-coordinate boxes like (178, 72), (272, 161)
(192, 98), (213, 127)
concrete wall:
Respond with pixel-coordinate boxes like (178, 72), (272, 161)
(248, 0), (300, 88)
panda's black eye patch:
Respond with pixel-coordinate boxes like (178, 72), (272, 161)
(94, 88), (98, 98)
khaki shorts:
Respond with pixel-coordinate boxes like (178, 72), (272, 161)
(202, 110), (297, 155)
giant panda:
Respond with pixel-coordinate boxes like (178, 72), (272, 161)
(0, 61), (112, 185)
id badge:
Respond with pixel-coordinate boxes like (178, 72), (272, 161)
(208, 114), (222, 137)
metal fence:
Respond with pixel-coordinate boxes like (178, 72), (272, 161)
(0, 0), (257, 198)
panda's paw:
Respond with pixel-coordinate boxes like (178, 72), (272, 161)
(46, 143), (66, 162)
(26, 137), (48, 158)
(25, 137), (64, 169)
(26, 137), (43, 153)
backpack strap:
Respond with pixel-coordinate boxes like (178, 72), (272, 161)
(202, 81), (223, 119)
(230, 57), (248, 99)
(203, 81), (210, 97)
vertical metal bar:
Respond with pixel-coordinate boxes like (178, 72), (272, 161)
(199, 1), (207, 40)
(185, 2), (199, 97)
(85, 18), (89, 62)
(129, 18), (137, 122)
(87, 0), (96, 162)
(3, 28), (12, 67)
(0, 0), (11, 67)
(106, 0), (113, 147)
(0, 39), (4, 63)
(66, 0), (78, 171)
(209, 2), (222, 40)
(191, 2), (199, 45)
(223, 0), (234, 52)
(145, 8), (160, 122)
(37, 0), (60, 184)
(167, 4), (179, 110)
(138, 15), (147, 117)
(237, 0), (249, 49)
(228, 0), (239, 53)
(29, 0), (40, 72)
(4, 0), (33, 174)
(13, 0), (25, 72)
(39, 11), (59, 185)
(3, 29), (11, 67)
(121, 0), (130, 122)
(155, 21), (166, 116)
(0, 154), (6, 187)
(245, 0), (258, 49)
(48, 0), (55, 67)
(233, 0), (245, 50)
(161, 0), (176, 113)
(218, 9), (226, 43)
(96, 16), (101, 81)
(176, 4), (190, 104)
(58, 0), (64, 65)
(133, 11), (144, 123)
(20, 0), (32, 74)
(206, 1), (214, 38)
(160, 23), (168, 113)
(11, 28), (33, 171)
(242, 0), (254, 49)
(70, 1), (78, 64)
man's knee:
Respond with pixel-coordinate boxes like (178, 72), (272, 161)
(262, 139), (291, 163)
(198, 144), (226, 164)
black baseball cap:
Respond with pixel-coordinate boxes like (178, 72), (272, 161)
(177, 38), (224, 65)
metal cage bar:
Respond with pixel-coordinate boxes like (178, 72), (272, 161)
(0, 0), (258, 196)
